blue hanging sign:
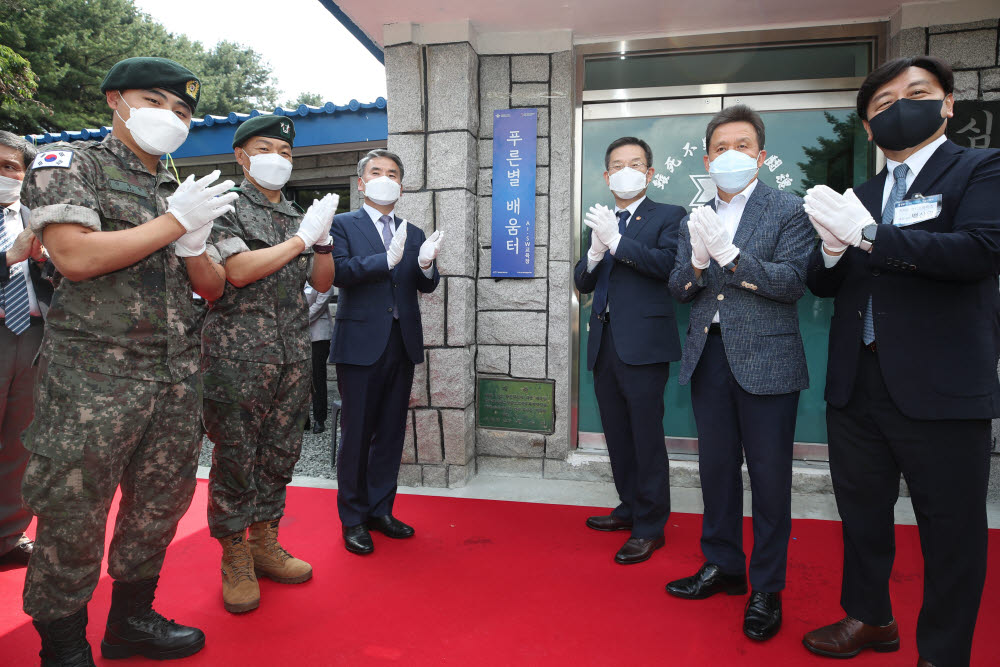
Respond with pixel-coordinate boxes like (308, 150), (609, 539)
(491, 109), (537, 277)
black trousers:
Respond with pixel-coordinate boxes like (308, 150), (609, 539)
(827, 347), (990, 667)
(311, 340), (331, 424)
(335, 321), (414, 527)
(690, 332), (799, 592)
(593, 323), (671, 539)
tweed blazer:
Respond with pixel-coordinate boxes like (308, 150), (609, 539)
(668, 181), (814, 395)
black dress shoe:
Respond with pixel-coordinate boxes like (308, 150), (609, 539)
(343, 524), (374, 554)
(100, 577), (205, 660)
(585, 515), (633, 532)
(666, 562), (748, 600)
(743, 590), (782, 641)
(312, 420), (325, 434)
(0, 535), (33, 567)
(614, 536), (664, 564)
(367, 515), (415, 539)
(303, 418), (311, 431)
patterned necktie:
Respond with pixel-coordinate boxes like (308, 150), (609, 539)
(0, 209), (31, 335)
(380, 214), (399, 319)
(592, 210), (631, 315)
(862, 163), (909, 345)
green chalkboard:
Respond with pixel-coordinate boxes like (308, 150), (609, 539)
(578, 107), (872, 446)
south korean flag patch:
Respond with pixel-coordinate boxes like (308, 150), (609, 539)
(31, 150), (75, 169)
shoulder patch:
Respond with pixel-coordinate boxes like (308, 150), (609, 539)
(31, 150), (75, 170)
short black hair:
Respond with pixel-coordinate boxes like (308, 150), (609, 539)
(604, 137), (652, 171)
(0, 130), (37, 168)
(705, 105), (765, 152)
(856, 56), (954, 121)
(358, 148), (404, 180)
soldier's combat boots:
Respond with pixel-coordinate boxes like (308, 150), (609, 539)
(248, 519), (313, 584)
(33, 607), (96, 667)
(100, 576), (205, 660)
(219, 531), (260, 613)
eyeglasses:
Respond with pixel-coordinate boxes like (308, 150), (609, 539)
(608, 161), (648, 173)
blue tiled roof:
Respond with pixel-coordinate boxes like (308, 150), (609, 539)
(25, 97), (388, 149)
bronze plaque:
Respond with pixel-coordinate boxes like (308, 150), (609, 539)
(477, 377), (555, 434)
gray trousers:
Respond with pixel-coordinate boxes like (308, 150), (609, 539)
(0, 320), (43, 554)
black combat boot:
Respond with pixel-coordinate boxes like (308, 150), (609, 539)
(32, 606), (96, 667)
(100, 576), (205, 660)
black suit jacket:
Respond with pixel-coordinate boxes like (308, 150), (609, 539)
(329, 208), (440, 366)
(806, 140), (1000, 420)
(574, 196), (684, 370)
(0, 206), (54, 317)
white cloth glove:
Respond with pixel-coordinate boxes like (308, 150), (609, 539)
(583, 204), (621, 251)
(386, 219), (408, 268)
(167, 171), (237, 232)
(174, 221), (213, 258)
(687, 210), (711, 270)
(418, 230), (444, 269)
(691, 205), (740, 267)
(803, 202), (849, 255)
(586, 213), (609, 264)
(296, 193), (339, 248)
(802, 185), (873, 248)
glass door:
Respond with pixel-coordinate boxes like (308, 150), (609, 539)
(576, 92), (872, 459)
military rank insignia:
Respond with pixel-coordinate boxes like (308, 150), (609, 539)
(280, 122), (291, 137)
(31, 150), (75, 169)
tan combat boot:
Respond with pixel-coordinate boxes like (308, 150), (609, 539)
(218, 532), (260, 613)
(248, 519), (313, 584)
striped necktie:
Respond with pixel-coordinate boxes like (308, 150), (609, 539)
(862, 163), (909, 345)
(0, 208), (31, 335)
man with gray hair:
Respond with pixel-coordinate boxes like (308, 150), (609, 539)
(0, 130), (52, 568)
(329, 148), (443, 555)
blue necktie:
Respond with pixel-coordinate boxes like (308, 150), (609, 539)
(862, 163), (909, 345)
(591, 210), (630, 316)
(0, 210), (31, 335)
(380, 214), (399, 320)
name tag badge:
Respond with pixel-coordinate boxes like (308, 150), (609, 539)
(894, 194), (942, 227)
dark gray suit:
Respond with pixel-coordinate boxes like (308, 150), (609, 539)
(668, 182), (813, 591)
(0, 205), (53, 556)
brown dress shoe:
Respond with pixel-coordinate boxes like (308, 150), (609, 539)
(614, 535), (664, 564)
(917, 659), (935, 667)
(586, 515), (632, 532)
(803, 616), (900, 658)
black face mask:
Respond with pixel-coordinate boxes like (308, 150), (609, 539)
(868, 98), (946, 151)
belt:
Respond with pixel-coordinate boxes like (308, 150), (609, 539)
(0, 315), (43, 327)
(597, 310), (610, 324)
(708, 322), (722, 335)
(863, 341), (877, 353)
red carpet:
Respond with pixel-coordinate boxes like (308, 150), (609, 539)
(2, 481), (998, 666)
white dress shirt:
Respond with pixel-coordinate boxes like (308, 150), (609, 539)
(711, 179), (758, 323)
(822, 134), (947, 268)
(2, 201), (41, 318)
(362, 202), (435, 278)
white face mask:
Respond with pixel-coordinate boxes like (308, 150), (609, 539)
(608, 167), (648, 199)
(116, 93), (190, 156)
(0, 175), (23, 203)
(708, 150), (761, 194)
(242, 149), (292, 190)
(362, 175), (401, 205)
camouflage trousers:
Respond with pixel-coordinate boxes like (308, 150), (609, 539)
(203, 356), (310, 538)
(21, 359), (202, 621)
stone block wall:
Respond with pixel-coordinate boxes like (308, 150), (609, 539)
(384, 38), (575, 487)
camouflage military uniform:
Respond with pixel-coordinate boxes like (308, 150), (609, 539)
(203, 179), (313, 538)
(19, 135), (204, 621)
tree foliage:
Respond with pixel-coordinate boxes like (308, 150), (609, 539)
(795, 112), (869, 196)
(0, 0), (278, 134)
(285, 91), (324, 108)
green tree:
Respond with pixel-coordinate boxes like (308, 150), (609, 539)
(285, 91), (324, 108)
(795, 112), (870, 196)
(0, 0), (278, 134)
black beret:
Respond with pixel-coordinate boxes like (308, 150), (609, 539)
(101, 57), (201, 113)
(232, 115), (296, 149)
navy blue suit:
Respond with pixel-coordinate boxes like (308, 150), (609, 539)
(330, 208), (440, 526)
(574, 196), (683, 538)
(807, 139), (1000, 665)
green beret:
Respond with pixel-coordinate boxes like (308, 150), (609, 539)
(232, 115), (296, 149)
(101, 57), (201, 112)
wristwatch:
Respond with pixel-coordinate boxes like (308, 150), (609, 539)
(312, 243), (334, 254)
(723, 253), (740, 273)
(860, 223), (878, 253)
